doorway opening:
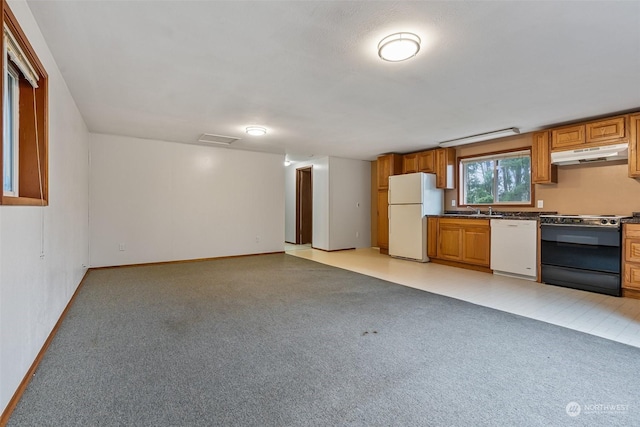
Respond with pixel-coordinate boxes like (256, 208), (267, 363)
(296, 166), (312, 245)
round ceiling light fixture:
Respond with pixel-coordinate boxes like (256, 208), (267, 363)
(246, 126), (267, 136)
(378, 32), (421, 62)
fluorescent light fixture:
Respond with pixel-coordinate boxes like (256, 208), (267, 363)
(378, 32), (421, 62)
(246, 126), (267, 136)
(439, 128), (520, 147)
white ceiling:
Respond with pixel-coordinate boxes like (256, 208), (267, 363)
(27, 0), (640, 161)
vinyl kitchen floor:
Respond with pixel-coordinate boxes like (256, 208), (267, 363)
(285, 246), (640, 349)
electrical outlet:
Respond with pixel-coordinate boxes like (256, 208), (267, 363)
(255, 236), (260, 243)
(118, 243), (126, 251)
(451, 199), (456, 207)
(537, 200), (544, 208)
(356, 231), (360, 238)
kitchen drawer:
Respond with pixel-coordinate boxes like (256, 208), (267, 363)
(624, 224), (640, 239)
(625, 237), (640, 263)
(624, 262), (640, 290)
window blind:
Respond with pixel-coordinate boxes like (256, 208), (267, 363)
(4, 25), (38, 88)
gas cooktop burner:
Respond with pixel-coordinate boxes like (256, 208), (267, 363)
(540, 214), (627, 227)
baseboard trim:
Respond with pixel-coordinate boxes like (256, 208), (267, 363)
(622, 288), (640, 300)
(90, 251), (286, 270)
(0, 269), (91, 427)
(311, 247), (355, 252)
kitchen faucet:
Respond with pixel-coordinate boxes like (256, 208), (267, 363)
(467, 206), (481, 215)
(488, 206), (493, 215)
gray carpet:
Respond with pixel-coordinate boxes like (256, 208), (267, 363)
(8, 254), (640, 426)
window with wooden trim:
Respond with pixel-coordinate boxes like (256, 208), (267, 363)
(1, 2), (48, 206)
(459, 149), (533, 206)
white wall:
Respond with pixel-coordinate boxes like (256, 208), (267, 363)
(0, 0), (90, 416)
(89, 134), (285, 267)
(284, 157), (370, 251)
(284, 158), (330, 249)
(328, 157), (371, 250)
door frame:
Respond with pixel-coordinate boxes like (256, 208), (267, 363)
(295, 166), (313, 245)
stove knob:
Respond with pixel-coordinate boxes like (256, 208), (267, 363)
(610, 219), (617, 225)
(601, 219), (608, 225)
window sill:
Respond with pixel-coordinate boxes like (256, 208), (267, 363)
(2, 196), (48, 206)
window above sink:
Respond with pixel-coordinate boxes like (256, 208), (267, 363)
(459, 148), (532, 206)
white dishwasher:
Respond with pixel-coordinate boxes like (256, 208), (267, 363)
(490, 219), (537, 280)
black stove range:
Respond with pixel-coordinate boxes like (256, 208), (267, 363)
(539, 214), (628, 296)
(539, 214), (626, 228)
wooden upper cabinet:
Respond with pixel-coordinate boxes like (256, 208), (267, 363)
(550, 115), (629, 152)
(551, 124), (585, 150)
(418, 150), (435, 173)
(586, 116), (627, 144)
(531, 131), (557, 184)
(404, 150), (436, 174)
(377, 154), (402, 190)
(435, 148), (455, 189)
(629, 114), (640, 178)
(402, 153), (419, 174)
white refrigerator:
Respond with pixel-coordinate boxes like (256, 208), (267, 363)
(388, 172), (444, 262)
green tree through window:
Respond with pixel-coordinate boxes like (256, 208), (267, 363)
(461, 150), (531, 205)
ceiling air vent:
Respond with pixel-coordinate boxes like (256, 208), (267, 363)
(197, 133), (241, 145)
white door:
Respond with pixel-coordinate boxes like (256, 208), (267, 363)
(389, 173), (423, 205)
(389, 204), (426, 261)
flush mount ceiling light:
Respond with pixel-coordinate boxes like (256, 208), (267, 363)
(439, 128), (520, 147)
(378, 32), (421, 62)
(246, 126), (267, 136)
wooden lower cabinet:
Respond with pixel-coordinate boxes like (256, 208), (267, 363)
(462, 225), (491, 266)
(377, 190), (389, 254)
(428, 218), (491, 270)
(623, 223), (640, 299)
(438, 222), (463, 261)
(427, 217), (439, 258)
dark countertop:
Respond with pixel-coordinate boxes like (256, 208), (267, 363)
(622, 214), (640, 224)
(428, 211), (557, 220)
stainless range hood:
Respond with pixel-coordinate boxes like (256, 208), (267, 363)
(550, 143), (629, 166)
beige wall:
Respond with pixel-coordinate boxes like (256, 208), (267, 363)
(535, 161), (640, 216)
(370, 133), (640, 248)
(444, 133), (640, 216)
